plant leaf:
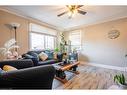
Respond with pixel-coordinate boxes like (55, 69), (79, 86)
(8, 45), (19, 51)
(4, 38), (16, 48)
(122, 74), (125, 84)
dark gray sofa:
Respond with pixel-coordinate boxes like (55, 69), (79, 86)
(22, 50), (63, 66)
(0, 59), (55, 89)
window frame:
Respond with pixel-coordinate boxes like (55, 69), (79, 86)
(30, 31), (57, 50)
(69, 30), (82, 51)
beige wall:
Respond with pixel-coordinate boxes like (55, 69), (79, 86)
(64, 18), (127, 67)
(0, 10), (29, 55)
(0, 10), (59, 56)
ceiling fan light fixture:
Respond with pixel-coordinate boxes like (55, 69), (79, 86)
(68, 6), (78, 18)
(71, 13), (75, 18)
(74, 9), (78, 14)
(68, 12), (76, 18)
(68, 11), (72, 17)
(57, 5), (86, 19)
(68, 13), (74, 19)
(68, 5), (72, 9)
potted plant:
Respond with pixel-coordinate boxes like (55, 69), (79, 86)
(54, 47), (59, 52)
(114, 74), (127, 89)
(59, 33), (66, 53)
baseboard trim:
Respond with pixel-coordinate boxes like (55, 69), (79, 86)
(80, 61), (127, 72)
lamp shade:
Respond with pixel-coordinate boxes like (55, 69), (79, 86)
(10, 22), (20, 28)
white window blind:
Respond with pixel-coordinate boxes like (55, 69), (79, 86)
(29, 23), (57, 36)
(69, 30), (81, 50)
(29, 23), (57, 50)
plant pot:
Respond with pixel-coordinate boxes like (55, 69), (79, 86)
(118, 83), (127, 89)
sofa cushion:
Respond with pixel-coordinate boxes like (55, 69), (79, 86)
(28, 50), (44, 55)
(38, 59), (58, 65)
(3, 65), (18, 71)
(22, 53), (33, 59)
(27, 52), (39, 61)
(22, 54), (39, 66)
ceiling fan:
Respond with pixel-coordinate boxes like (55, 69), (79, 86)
(57, 5), (87, 19)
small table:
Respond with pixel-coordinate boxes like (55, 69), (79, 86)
(53, 61), (80, 83)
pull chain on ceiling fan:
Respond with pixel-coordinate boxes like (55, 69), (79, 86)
(57, 5), (87, 19)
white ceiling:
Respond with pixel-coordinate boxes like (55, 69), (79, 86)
(1, 6), (127, 31)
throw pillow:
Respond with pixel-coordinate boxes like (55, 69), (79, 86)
(53, 52), (58, 60)
(45, 50), (54, 59)
(27, 52), (39, 61)
(22, 53), (33, 59)
(39, 52), (48, 61)
(3, 65), (18, 72)
(22, 54), (39, 66)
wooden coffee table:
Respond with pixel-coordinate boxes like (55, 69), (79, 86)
(53, 61), (80, 83)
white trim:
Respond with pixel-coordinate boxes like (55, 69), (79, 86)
(63, 16), (127, 32)
(80, 61), (127, 72)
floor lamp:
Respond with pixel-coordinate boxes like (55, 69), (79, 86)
(10, 22), (20, 51)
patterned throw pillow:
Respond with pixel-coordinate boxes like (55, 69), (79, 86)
(39, 52), (48, 61)
(3, 65), (17, 72)
(53, 52), (58, 60)
(45, 50), (54, 59)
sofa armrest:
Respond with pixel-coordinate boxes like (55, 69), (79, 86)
(0, 59), (34, 69)
(0, 65), (55, 89)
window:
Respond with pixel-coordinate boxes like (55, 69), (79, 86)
(69, 30), (81, 51)
(31, 33), (44, 50)
(29, 23), (57, 50)
(45, 35), (56, 49)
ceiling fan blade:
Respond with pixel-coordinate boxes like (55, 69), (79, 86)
(77, 5), (84, 8)
(78, 10), (87, 15)
(66, 5), (69, 8)
(57, 11), (68, 17)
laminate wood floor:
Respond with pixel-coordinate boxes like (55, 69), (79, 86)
(52, 63), (127, 89)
